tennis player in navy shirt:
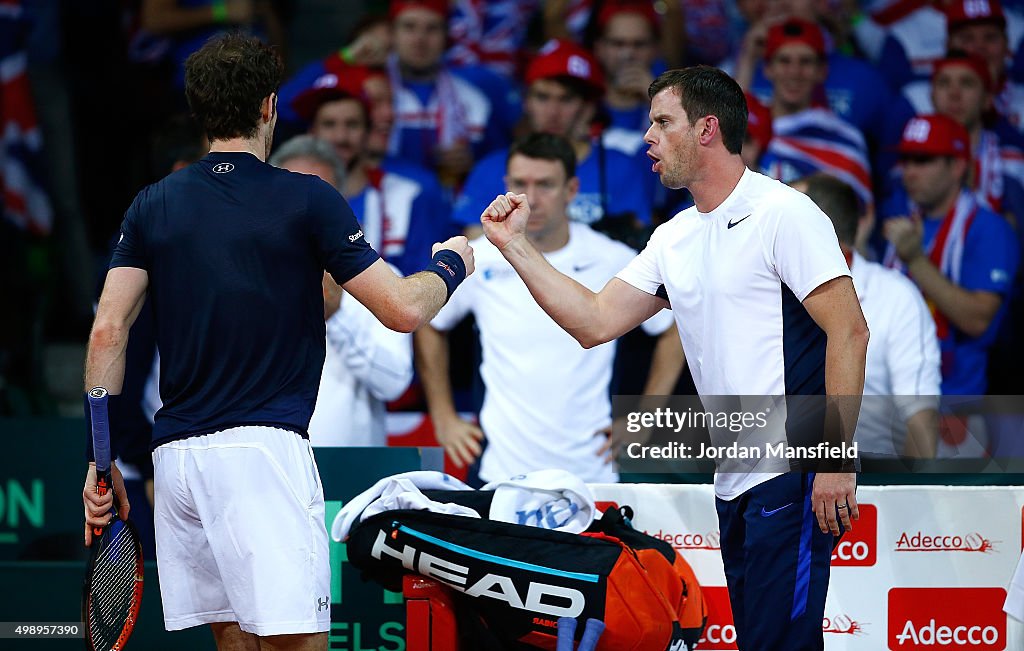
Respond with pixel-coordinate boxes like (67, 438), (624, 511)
(82, 34), (473, 651)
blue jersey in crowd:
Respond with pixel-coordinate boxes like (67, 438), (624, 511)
(111, 151), (379, 448)
(346, 158), (457, 277)
(881, 195), (1019, 395)
(452, 143), (653, 227)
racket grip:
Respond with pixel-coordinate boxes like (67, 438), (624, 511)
(578, 618), (605, 651)
(88, 387), (111, 472)
(92, 473), (111, 538)
(557, 617), (577, 651)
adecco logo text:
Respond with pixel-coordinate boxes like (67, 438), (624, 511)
(888, 588), (1006, 650)
(894, 531), (996, 553)
(647, 529), (721, 551)
(831, 504), (877, 566)
(595, 500), (723, 551)
(699, 587), (738, 650)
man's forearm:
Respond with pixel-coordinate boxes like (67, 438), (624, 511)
(906, 256), (999, 337)
(360, 271), (449, 334)
(414, 327), (459, 422)
(84, 322), (130, 393)
(85, 267), (149, 394)
(825, 328), (869, 449)
(903, 409), (939, 458)
(643, 328), (685, 395)
(403, 272), (451, 329)
(499, 237), (607, 347)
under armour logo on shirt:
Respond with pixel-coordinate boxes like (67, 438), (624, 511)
(212, 163), (235, 174)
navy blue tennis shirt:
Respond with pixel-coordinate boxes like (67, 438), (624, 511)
(110, 151), (379, 449)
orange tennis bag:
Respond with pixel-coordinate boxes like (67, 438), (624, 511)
(346, 498), (707, 651)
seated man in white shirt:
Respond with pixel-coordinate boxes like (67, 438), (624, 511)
(793, 173), (941, 458)
(417, 133), (681, 483)
(270, 135), (414, 446)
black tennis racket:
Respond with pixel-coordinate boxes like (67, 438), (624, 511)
(83, 386), (144, 651)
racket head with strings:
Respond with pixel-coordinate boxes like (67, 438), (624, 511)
(82, 516), (144, 651)
(83, 386), (144, 651)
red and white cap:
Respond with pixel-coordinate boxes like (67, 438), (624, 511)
(291, 64), (382, 123)
(597, 0), (660, 34)
(896, 114), (971, 159)
(389, 0), (447, 20)
(763, 18), (826, 60)
(525, 39), (606, 97)
(945, 0), (1006, 32)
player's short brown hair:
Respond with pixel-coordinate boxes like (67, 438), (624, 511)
(185, 33), (283, 141)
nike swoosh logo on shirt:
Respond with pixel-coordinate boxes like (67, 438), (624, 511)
(573, 263), (597, 273)
(727, 214), (751, 229)
(761, 502), (795, 517)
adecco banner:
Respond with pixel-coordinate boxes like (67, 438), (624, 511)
(591, 484), (1024, 650)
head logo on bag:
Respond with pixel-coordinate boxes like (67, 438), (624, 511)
(888, 588), (1006, 650)
(348, 502), (706, 651)
(370, 529), (587, 618)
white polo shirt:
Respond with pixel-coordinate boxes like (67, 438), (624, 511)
(431, 222), (674, 483)
(308, 271), (414, 447)
(851, 252), (940, 456)
(617, 168), (850, 499)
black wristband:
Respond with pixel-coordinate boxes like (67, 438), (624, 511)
(424, 249), (467, 301)
(84, 392), (121, 462)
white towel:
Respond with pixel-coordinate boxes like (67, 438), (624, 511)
(330, 471), (476, 541)
(483, 469), (596, 534)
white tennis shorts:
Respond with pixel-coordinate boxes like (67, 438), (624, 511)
(152, 426), (331, 636)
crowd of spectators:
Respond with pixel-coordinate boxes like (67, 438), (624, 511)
(3, 0), (1024, 460)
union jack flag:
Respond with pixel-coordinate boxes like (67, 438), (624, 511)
(761, 107), (874, 206)
(1, 0), (52, 235)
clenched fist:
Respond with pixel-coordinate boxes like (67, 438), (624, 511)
(432, 235), (476, 277)
(481, 192), (531, 251)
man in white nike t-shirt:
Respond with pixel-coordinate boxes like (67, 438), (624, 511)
(417, 133), (680, 484)
(480, 66), (868, 650)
